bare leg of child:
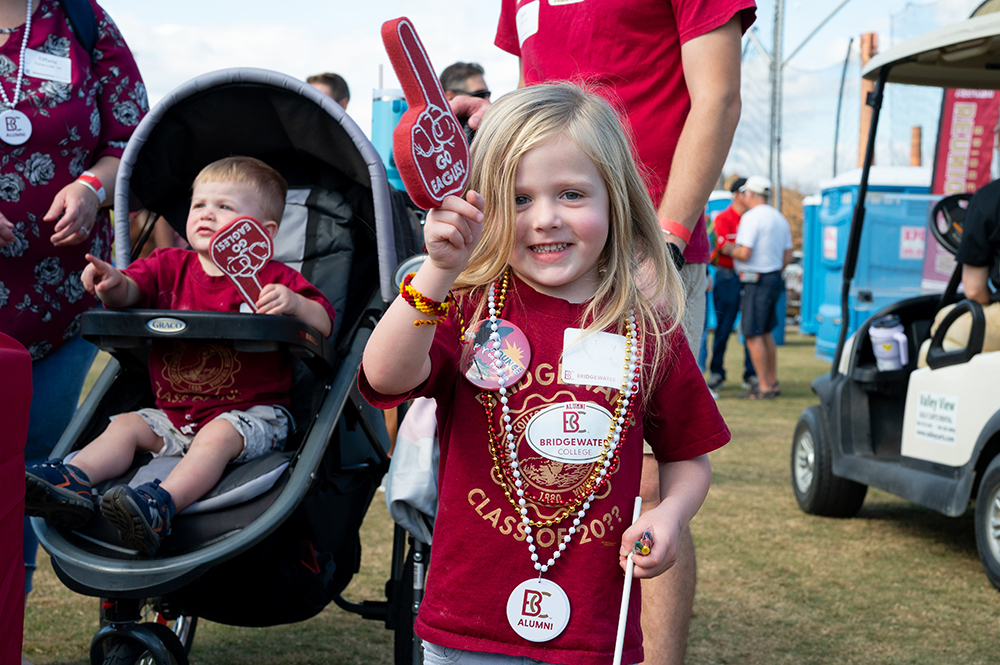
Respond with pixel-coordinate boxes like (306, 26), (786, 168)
(158, 418), (245, 512)
(69, 413), (165, 485)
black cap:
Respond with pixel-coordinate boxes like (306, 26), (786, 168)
(730, 178), (747, 193)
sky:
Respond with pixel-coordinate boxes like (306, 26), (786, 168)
(97, 0), (987, 192)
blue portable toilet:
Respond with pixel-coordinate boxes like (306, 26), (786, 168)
(704, 190), (733, 333)
(799, 194), (822, 335)
(371, 87), (407, 193)
(813, 166), (942, 361)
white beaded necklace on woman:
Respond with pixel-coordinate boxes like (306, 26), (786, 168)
(0, 0), (34, 146)
(486, 273), (642, 642)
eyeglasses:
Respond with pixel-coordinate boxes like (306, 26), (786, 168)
(449, 88), (491, 100)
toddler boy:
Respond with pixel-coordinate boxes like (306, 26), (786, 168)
(25, 156), (336, 555)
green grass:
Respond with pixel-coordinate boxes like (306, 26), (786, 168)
(23, 333), (1000, 664)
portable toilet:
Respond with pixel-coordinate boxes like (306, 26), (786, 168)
(371, 87), (407, 193)
(704, 190), (733, 334)
(799, 194), (822, 335)
(813, 166), (942, 361)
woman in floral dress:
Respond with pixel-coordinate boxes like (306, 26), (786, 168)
(0, 0), (146, 607)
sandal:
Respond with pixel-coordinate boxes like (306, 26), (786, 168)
(738, 385), (777, 400)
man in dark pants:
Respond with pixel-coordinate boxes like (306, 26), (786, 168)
(720, 176), (793, 399)
(708, 178), (755, 391)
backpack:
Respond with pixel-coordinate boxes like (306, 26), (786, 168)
(61, 0), (97, 57)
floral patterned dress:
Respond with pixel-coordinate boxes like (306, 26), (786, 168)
(0, 0), (146, 360)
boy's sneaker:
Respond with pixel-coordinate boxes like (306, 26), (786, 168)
(741, 375), (759, 391)
(707, 373), (725, 391)
(25, 460), (95, 530)
(100, 481), (176, 556)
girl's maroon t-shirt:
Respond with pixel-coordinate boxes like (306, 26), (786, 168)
(360, 275), (728, 665)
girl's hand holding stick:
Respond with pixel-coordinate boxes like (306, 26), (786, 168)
(613, 497), (644, 665)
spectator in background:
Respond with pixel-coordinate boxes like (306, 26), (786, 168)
(708, 178), (756, 392)
(440, 61), (491, 101)
(495, 2), (756, 662)
(720, 176), (793, 399)
(307, 72), (350, 110)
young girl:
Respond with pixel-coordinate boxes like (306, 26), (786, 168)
(360, 83), (729, 665)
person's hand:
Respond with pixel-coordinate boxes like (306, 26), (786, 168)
(81, 253), (124, 296)
(44, 180), (101, 246)
(423, 190), (485, 274)
(256, 283), (297, 317)
(449, 94), (490, 130)
(618, 512), (683, 579)
(0, 212), (14, 248)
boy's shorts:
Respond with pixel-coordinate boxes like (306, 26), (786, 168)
(124, 405), (290, 463)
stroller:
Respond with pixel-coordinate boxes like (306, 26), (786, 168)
(31, 68), (425, 664)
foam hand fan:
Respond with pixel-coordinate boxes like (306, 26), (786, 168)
(382, 17), (470, 210)
(209, 216), (274, 312)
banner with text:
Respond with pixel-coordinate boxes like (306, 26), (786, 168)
(931, 89), (1000, 195)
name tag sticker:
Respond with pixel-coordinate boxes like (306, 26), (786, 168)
(562, 328), (626, 388)
(24, 49), (72, 84)
(516, 0), (540, 47)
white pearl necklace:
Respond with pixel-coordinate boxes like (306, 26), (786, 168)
(0, 0), (31, 111)
(486, 279), (641, 574)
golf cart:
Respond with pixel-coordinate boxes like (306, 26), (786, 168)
(790, 12), (1000, 590)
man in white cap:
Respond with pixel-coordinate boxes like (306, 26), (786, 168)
(719, 176), (793, 399)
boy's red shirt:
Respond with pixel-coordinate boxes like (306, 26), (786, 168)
(123, 248), (336, 434)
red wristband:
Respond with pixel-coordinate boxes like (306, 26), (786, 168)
(658, 217), (692, 244)
(76, 171), (106, 205)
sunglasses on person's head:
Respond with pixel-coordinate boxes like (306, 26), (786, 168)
(449, 88), (491, 100)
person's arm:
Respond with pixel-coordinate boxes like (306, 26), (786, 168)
(963, 264), (992, 305)
(81, 253), (141, 308)
(723, 243), (752, 262)
(620, 454), (712, 578)
(44, 155), (120, 247)
(657, 16), (743, 251)
(782, 248), (794, 270)
(256, 285), (334, 337)
(363, 191), (485, 396)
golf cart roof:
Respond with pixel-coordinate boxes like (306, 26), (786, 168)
(819, 166), (931, 191)
(862, 12), (1000, 88)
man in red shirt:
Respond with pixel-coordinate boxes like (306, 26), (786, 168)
(709, 178), (755, 391)
(495, 2), (756, 662)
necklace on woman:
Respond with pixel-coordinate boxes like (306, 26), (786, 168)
(0, 0), (33, 146)
(477, 271), (642, 642)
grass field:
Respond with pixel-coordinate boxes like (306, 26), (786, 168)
(22, 332), (1000, 664)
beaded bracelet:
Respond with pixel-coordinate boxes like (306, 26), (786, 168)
(400, 272), (451, 326)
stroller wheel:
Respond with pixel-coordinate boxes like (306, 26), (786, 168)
(93, 622), (189, 665)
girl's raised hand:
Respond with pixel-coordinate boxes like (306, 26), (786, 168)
(423, 190), (485, 273)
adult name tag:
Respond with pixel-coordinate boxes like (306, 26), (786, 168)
(210, 217), (273, 312)
(561, 328), (627, 388)
(506, 577), (570, 642)
(24, 49), (72, 83)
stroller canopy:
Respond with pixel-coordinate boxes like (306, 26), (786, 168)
(113, 68), (399, 303)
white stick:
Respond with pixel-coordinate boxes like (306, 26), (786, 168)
(613, 496), (643, 665)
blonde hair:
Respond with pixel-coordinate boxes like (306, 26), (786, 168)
(194, 156), (288, 223)
(457, 83), (684, 370)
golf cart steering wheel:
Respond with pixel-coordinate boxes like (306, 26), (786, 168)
(930, 193), (973, 256)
